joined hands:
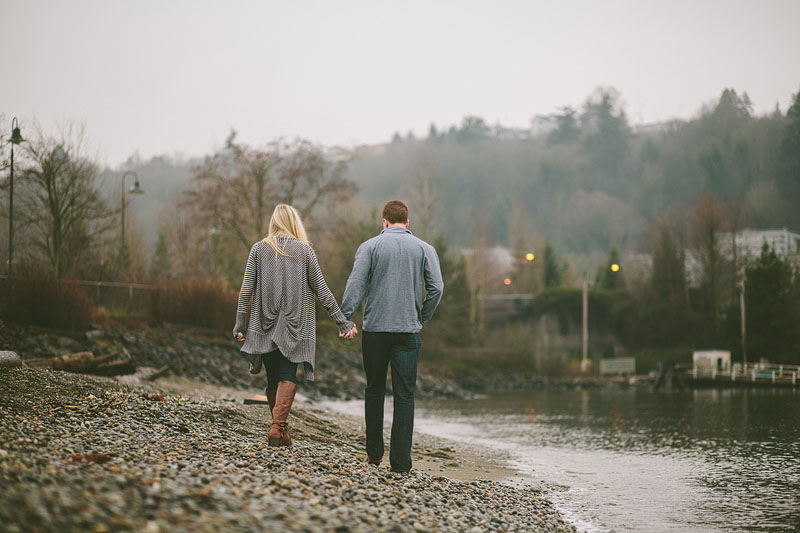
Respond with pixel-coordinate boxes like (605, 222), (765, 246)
(339, 324), (358, 340)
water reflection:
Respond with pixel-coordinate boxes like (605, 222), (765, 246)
(417, 388), (800, 532)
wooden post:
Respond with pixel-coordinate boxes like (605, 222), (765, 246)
(581, 272), (589, 372)
(740, 276), (747, 366)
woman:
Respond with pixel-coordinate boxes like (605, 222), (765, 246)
(233, 204), (356, 447)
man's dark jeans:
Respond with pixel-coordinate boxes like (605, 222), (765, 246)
(362, 330), (420, 472)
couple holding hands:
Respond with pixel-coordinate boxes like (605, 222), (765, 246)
(233, 200), (444, 473)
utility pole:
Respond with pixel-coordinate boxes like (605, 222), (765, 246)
(581, 271), (589, 372)
(740, 274), (747, 366)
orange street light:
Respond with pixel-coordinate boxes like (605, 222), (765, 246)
(503, 278), (512, 286)
(610, 263), (620, 273)
(525, 252), (535, 261)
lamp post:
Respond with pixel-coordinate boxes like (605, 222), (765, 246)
(740, 274), (747, 366)
(581, 271), (589, 371)
(120, 171), (144, 273)
(581, 263), (621, 372)
(7, 118), (24, 277)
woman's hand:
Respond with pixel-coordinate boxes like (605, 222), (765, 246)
(237, 332), (245, 342)
(339, 324), (358, 340)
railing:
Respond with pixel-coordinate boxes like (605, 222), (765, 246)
(691, 362), (800, 386)
(0, 275), (159, 314)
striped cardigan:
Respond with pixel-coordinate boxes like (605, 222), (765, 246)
(233, 237), (353, 381)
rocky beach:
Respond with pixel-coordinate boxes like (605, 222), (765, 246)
(0, 325), (577, 533)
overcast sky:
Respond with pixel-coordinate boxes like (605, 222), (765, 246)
(2, 0), (799, 167)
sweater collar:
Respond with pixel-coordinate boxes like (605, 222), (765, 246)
(380, 226), (413, 235)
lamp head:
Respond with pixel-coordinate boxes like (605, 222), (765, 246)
(129, 179), (144, 195)
(10, 117), (24, 144)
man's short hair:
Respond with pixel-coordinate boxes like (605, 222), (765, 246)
(382, 200), (409, 224)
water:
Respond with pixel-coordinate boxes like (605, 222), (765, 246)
(325, 388), (800, 532)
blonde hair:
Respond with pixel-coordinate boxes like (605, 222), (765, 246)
(263, 204), (310, 256)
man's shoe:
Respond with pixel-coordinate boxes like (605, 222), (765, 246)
(367, 458), (381, 466)
(390, 468), (410, 474)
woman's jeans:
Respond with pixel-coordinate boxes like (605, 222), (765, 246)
(362, 331), (420, 472)
(261, 350), (298, 391)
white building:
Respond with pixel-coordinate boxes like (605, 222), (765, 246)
(684, 228), (800, 286)
(720, 228), (800, 262)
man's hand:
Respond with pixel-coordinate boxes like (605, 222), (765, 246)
(237, 332), (245, 342)
(339, 324), (358, 340)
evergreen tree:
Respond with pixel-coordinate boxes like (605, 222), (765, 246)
(425, 238), (471, 348)
(543, 245), (566, 288)
(780, 89), (800, 183)
(149, 232), (171, 281)
(744, 244), (799, 363)
(596, 247), (624, 290)
(547, 107), (580, 145)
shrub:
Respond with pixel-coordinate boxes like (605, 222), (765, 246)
(151, 278), (238, 332)
(0, 273), (94, 332)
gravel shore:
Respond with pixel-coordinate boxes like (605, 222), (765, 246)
(1, 367), (576, 532)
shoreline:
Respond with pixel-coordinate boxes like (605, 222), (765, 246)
(0, 367), (576, 532)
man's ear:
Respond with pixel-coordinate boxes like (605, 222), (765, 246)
(382, 218), (389, 229)
(404, 219), (410, 228)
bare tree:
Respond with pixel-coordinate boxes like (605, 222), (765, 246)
(689, 192), (732, 338)
(179, 135), (356, 282)
(20, 125), (113, 278)
(404, 149), (441, 242)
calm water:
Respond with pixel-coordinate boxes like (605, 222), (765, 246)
(413, 388), (800, 532)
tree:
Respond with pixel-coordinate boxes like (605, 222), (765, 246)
(742, 244), (799, 363)
(406, 150), (442, 242)
(20, 126), (113, 278)
(596, 247), (624, 290)
(638, 220), (692, 346)
(182, 136), (356, 282)
(781, 90), (800, 172)
(715, 88), (753, 120)
(427, 123), (440, 142)
(547, 107), (580, 145)
(424, 237), (471, 348)
(689, 193), (732, 341)
(542, 245), (566, 288)
(454, 116), (491, 144)
(149, 232), (171, 281)
(581, 88), (631, 188)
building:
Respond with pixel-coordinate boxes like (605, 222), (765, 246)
(721, 228), (800, 263)
(684, 228), (800, 286)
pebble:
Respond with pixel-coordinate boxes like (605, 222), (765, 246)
(0, 367), (575, 532)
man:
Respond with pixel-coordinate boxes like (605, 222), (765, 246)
(341, 200), (444, 473)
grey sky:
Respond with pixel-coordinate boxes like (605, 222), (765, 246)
(2, 0), (799, 167)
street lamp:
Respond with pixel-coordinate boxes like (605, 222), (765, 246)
(581, 263), (622, 372)
(7, 117), (24, 277)
(120, 170), (144, 273)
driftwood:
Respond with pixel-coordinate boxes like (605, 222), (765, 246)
(143, 364), (172, 382)
(24, 347), (135, 376)
(26, 351), (95, 371)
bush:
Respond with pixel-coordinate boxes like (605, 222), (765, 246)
(0, 274), (94, 332)
(151, 278), (238, 332)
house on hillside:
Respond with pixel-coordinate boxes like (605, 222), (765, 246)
(685, 228), (800, 286)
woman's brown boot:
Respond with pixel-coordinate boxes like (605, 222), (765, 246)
(268, 381), (297, 447)
(266, 390), (277, 416)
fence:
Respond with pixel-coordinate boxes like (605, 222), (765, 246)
(600, 357), (636, 376)
(0, 275), (159, 316)
(690, 361), (800, 386)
